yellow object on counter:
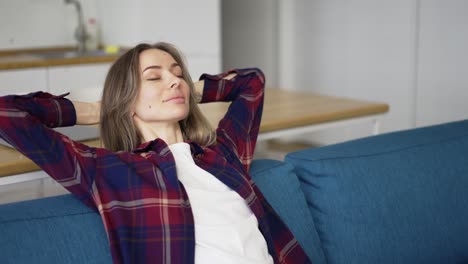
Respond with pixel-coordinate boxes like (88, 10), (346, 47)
(104, 45), (120, 54)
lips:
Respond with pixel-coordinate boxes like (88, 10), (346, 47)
(163, 96), (185, 104)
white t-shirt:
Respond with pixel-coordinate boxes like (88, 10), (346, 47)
(169, 142), (273, 264)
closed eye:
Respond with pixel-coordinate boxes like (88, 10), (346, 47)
(147, 78), (161, 81)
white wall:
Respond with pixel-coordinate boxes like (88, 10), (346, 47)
(296, 0), (418, 142)
(416, 0), (468, 127)
(96, 0), (220, 55)
(222, 0), (468, 144)
(0, 0), (101, 50)
(221, 0), (278, 86)
(0, 0), (76, 49)
(295, 0), (468, 143)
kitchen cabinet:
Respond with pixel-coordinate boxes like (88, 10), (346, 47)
(0, 64), (111, 144)
(48, 63), (111, 141)
(0, 68), (47, 148)
(0, 63), (110, 99)
(0, 170), (68, 205)
(48, 63), (110, 102)
(0, 68), (48, 96)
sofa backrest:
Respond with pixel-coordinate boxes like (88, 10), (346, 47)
(286, 119), (468, 264)
(0, 194), (112, 263)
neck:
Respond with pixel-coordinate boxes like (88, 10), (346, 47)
(135, 120), (184, 145)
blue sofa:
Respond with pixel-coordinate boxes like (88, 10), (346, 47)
(1, 120), (468, 264)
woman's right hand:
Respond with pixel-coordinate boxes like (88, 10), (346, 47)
(72, 101), (101, 125)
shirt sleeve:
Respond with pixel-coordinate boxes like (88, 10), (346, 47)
(199, 68), (265, 172)
(0, 92), (97, 209)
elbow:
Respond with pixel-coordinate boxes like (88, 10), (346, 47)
(251, 68), (265, 87)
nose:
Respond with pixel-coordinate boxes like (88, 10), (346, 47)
(169, 74), (181, 89)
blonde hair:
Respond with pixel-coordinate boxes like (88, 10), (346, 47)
(100, 42), (215, 152)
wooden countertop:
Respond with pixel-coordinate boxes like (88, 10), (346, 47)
(199, 88), (389, 133)
(0, 46), (123, 70)
(0, 88), (389, 177)
(0, 139), (101, 177)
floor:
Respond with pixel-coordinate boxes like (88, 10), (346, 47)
(0, 139), (316, 205)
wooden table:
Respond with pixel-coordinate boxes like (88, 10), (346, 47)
(0, 88), (389, 179)
(199, 88), (389, 141)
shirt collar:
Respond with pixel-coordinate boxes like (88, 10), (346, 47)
(132, 138), (205, 156)
(132, 138), (163, 153)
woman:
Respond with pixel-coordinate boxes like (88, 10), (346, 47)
(0, 42), (308, 264)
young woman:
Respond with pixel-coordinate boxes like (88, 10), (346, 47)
(0, 42), (309, 264)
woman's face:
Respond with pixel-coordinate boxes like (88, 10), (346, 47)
(133, 48), (190, 125)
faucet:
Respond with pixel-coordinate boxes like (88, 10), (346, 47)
(64, 0), (88, 52)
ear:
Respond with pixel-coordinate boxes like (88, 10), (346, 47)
(130, 102), (137, 117)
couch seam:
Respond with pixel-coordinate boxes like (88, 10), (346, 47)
(287, 133), (468, 163)
(251, 160), (289, 174)
(290, 166), (329, 263)
(0, 211), (98, 225)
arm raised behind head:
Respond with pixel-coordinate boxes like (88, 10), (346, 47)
(192, 73), (237, 103)
(72, 101), (101, 125)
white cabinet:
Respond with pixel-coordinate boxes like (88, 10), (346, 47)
(0, 68), (49, 147)
(0, 64), (110, 144)
(48, 63), (111, 141)
(0, 68), (48, 96)
(0, 64), (110, 100)
(0, 170), (69, 205)
(48, 63), (110, 102)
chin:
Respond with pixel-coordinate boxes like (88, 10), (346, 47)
(180, 112), (190, 121)
(174, 110), (190, 121)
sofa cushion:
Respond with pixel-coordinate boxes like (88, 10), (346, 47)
(250, 159), (326, 264)
(286, 120), (468, 264)
(0, 194), (112, 264)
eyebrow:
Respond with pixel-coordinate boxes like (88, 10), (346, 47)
(142, 63), (180, 73)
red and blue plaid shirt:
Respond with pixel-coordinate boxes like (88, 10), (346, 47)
(0, 68), (309, 264)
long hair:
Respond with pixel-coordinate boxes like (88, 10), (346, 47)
(100, 42), (215, 152)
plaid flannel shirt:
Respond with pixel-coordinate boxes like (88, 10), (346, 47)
(0, 68), (309, 264)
